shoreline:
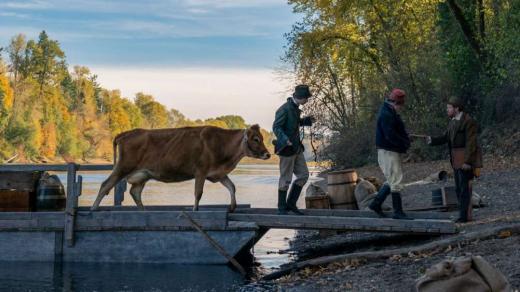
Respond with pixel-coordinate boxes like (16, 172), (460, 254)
(241, 154), (520, 291)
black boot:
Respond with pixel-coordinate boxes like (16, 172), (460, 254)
(391, 192), (413, 220)
(278, 189), (288, 215)
(287, 184), (304, 215)
(369, 184), (391, 217)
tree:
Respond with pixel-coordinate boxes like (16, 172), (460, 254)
(7, 34), (27, 98)
(215, 115), (247, 129)
(0, 73), (14, 134)
(24, 31), (67, 100)
(134, 92), (168, 128)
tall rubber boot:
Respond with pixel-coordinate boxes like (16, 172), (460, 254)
(286, 184), (304, 215)
(391, 192), (413, 220)
(278, 189), (288, 215)
(369, 184), (391, 217)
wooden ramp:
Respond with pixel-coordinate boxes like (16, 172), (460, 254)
(230, 208), (457, 235)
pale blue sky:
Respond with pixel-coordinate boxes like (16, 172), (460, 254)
(0, 0), (302, 128)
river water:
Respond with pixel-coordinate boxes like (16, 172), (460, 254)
(0, 164), (319, 291)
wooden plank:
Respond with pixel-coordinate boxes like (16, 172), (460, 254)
(114, 180), (127, 206)
(0, 164), (113, 172)
(228, 214), (456, 234)
(54, 231), (63, 262)
(77, 204), (251, 212)
(234, 207), (453, 220)
(0, 211), (230, 231)
(64, 163), (78, 247)
(0, 212), (33, 220)
(75, 211), (228, 230)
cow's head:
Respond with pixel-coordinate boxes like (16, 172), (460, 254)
(244, 124), (271, 160)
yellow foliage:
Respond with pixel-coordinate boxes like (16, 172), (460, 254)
(31, 117), (43, 153)
(40, 122), (57, 158)
(0, 74), (13, 109)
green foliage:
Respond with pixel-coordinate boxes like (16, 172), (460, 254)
(214, 115), (247, 129)
(134, 92), (168, 129)
(286, 0), (520, 168)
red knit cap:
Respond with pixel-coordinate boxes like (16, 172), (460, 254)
(389, 88), (405, 105)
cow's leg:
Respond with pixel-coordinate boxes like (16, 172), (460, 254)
(91, 172), (122, 211)
(193, 175), (206, 211)
(129, 183), (146, 210)
(220, 175), (237, 212)
(127, 170), (150, 210)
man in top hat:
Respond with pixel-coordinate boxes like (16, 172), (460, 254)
(369, 88), (413, 220)
(273, 84), (314, 215)
(424, 96), (481, 223)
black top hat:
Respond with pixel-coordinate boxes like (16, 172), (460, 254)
(293, 84), (312, 99)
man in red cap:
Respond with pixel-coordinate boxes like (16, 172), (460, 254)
(369, 88), (412, 220)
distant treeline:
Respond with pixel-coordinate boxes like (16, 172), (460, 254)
(0, 31), (272, 162)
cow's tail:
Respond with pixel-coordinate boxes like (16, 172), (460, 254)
(112, 129), (142, 165)
(112, 131), (128, 165)
(113, 138), (118, 165)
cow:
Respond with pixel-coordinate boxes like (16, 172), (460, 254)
(91, 125), (271, 212)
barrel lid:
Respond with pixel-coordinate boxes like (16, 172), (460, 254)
(328, 169), (356, 175)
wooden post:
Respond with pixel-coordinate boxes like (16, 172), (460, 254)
(114, 179), (126, 206)
(181, 211), (247, 276)
(64, 163), (79, 247)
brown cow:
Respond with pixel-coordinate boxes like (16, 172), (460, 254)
(91, 125), (271, 212)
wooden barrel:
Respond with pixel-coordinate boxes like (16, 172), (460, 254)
(305, 195), (331, 209)
(327, 169), (358, 209)
(35, 174), (66, 211)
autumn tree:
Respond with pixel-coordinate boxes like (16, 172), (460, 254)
(135, 92), (168, 129)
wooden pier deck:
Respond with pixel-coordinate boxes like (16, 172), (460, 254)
(231, 208), (456, 234)
(0, 163), (458, 264)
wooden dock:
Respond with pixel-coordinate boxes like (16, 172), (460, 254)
(0, 163), (458, 265)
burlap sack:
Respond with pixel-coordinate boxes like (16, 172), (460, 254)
(354, 178), (391, 211)
(305, 179), (327, 197)
(415, 256), (511, 292)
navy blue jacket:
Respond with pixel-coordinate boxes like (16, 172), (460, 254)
(375, 101), (410, 153)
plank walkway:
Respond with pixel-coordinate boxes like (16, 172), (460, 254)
(229, 208), (457, 235)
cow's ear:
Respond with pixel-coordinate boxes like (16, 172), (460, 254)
(250, 124), (260, 131)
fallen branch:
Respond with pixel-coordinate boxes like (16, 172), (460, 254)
(4, 152), (18, 163)
(261, 223), (520, 281)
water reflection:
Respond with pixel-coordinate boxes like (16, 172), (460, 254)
(0, 261), (244, 291)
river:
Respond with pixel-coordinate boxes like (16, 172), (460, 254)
(0, 164), (320, 291)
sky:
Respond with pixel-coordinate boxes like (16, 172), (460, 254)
(0, 0), (302, 129)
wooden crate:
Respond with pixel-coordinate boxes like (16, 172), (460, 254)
(0, 190), (34, 211)
(0, 171), (42, 191)
(442, 186), (458, 207)
(305, 195), (331, 209)
(0, 171), (42, 212)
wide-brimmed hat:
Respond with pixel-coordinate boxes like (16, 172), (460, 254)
(293, 84), (312, 99)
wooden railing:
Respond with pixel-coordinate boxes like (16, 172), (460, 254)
(0, 163), (126, 246)
(0, 163), (127, 205)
